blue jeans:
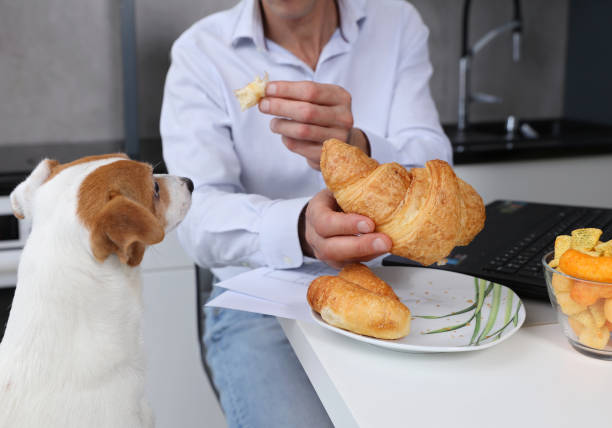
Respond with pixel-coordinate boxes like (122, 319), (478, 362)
(203, 286), (333, 428)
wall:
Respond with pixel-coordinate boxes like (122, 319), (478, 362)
(135, 0), (239, 139)
(0, 0), (236, 146)
(413, 0), (569, 124)
(0, 0), (568, 146)
(0, 0), (123, 145)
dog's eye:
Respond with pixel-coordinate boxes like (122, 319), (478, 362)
(154, 181), (160, 198)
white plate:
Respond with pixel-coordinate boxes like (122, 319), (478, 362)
(311, 266), (526, 353)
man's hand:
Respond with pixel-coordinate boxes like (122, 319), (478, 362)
(299, 190), (392, 269)
(259, 81), (369, 170)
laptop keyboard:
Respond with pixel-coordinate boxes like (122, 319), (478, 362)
(483, 207), (612, 280)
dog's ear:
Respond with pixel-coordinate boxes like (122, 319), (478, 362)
(10, 158), (59, 219)
(91, 195), (164, 267)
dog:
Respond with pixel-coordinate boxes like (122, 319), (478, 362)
(0, 154), (193, 427)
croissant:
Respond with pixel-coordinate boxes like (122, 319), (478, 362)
(307, 263), (411, 339)
(320, 139), (485, 266)
(338, 263), (399, 300)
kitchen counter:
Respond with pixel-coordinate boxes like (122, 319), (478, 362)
(0, 138), (166, 196)
(447, 119), (612, 164)
(2, 117), (612, 192)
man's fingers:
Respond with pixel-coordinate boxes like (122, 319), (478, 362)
(306, 158), (320, 170)
(260, 97), (347, 127)
(313, 233), (392, 263)
(272, 118), (348, 143)
(303, 189), (393, 267)
(265, 81), (347, 105)
(281, 136), (321, 164)
(309, 205), (376, 238)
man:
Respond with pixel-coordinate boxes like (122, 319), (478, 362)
(161, 0), (452, 426)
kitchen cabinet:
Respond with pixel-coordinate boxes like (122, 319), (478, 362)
(142, 232), (226, 428)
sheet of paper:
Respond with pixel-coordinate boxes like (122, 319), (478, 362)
(205, 262), (338, 321)
(206, 290), (313, 322)
(216, 263), (337, 307)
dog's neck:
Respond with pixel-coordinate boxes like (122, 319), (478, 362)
(1, 220), (145, 384)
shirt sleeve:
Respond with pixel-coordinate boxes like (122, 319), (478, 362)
(160, 37), (307, 270)
(364, 4), (453, 168)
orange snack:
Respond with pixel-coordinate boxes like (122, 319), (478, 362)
(568, 316), (585, 336)
(551, 271), (573, 293)
(573, 310), (596, 329)
(556, 292), (587, 316)
(589, 300), (607, 328)
(604, 299), (612, 323)
(559, 249), (612, 284)
(570, 281), (600, 306)
(578, 326), (610, 349)
(598, 286), (612, 299)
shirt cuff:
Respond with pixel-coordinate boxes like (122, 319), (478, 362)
(363, 130), (398, 165)
(260, 196), (311, 269)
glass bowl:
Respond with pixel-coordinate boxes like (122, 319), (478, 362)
(542, 251), (612, 359)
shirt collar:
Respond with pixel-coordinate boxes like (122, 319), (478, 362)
(337, 0), (367, 43)
(231, 0), (266, 49)
(231, 0), (367, 49)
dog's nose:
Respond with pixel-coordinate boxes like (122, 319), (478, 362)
(182, 177), (194, 193)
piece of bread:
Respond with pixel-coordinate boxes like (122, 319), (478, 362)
(320, 139), (485, 266)
(234, 73), (268, 111)
(307, 263), (411, 339)
(338, 263), (399, 300)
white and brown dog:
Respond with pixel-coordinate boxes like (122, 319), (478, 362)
(0, 154), (192, 427)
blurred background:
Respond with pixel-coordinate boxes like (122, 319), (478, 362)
(1, 0), (610, 172)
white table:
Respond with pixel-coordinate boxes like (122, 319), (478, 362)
(280, 295), (610, 428)
(278, 153), (612, 428)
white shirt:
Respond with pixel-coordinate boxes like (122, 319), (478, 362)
(161, 0), (452, 280)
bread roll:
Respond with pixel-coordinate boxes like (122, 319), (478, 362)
(307, 264), (410, 339)
(338, 263), (398, 300)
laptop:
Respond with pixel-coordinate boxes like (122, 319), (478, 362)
(383, 200), (612, 300)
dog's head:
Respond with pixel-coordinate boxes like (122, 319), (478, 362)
(10, 154), (193, 267)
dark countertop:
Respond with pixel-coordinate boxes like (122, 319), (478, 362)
(2, 118), (612, 194)
(0, 138), (165, 196)
(447, 118), (612, 164)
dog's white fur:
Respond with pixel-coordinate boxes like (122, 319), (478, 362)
(0, 157), (191, 428)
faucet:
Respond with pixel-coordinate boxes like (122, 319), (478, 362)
(458, 0), (523, 132)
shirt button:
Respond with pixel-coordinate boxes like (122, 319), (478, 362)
(283, 256), (292, 265)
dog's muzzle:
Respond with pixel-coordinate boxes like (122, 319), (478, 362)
(181, 177), (194, 193)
